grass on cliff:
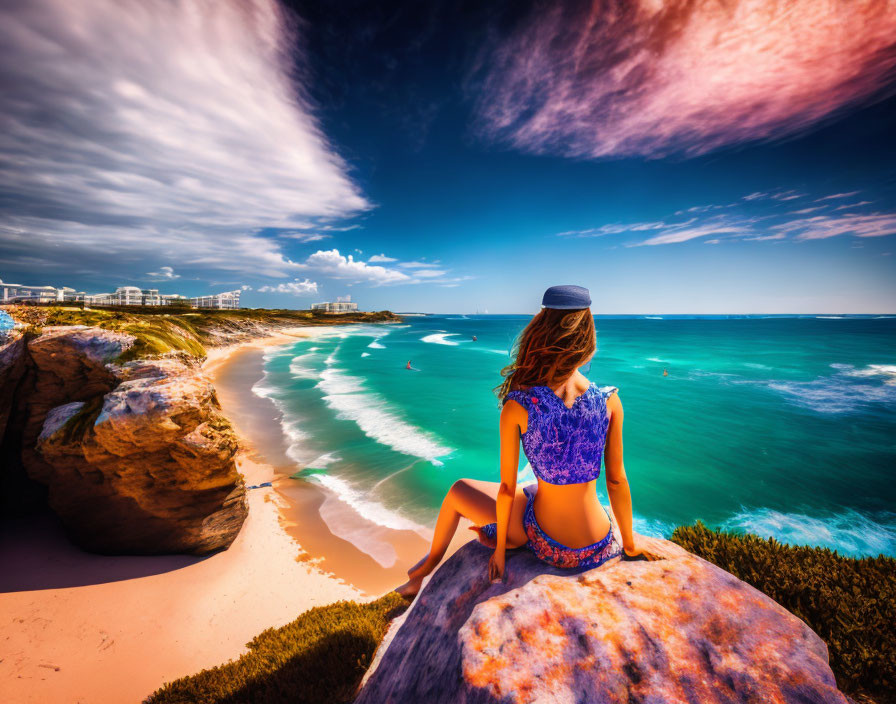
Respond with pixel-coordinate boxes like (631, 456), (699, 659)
(671, 522), (896, 704)
(7, 305), (399, 362)
(146, 592), (409, 704)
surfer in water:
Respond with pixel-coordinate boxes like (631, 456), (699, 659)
(406, 360), (412, 370)
(663, 367), (668, 377)
(472, 335), (477, 341)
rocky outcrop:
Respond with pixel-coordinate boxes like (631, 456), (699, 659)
(0, 329), (26, 448)
(355, 535), (850, 704)
(0, 324), (247, 554)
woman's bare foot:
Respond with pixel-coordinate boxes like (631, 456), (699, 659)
(393, 574), (424, 599)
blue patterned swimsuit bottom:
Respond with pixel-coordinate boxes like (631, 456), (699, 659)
(477, 382), (624, 570)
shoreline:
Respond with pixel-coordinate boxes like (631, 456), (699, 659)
(207, 329), (475, 599)
(0, 325), (399, 703)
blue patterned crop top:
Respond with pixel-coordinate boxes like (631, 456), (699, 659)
(503, 382), (618, 485)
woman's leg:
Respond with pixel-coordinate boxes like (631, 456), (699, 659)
(395, 479), (528, 596)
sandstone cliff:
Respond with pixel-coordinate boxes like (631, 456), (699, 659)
(354, 535), (852, 704)
(0, 304), (401, 554)
(0, 324), (246, 554)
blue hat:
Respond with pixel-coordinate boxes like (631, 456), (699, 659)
(541, 285), (591, 310)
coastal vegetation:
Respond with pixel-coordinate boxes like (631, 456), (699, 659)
(671, 522), (895, 704)
(147, 526), (893, 704)
(146, 592), (408, 704)
(5, 304), (401, 361)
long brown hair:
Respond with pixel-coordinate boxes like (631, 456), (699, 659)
(494, 308), (596, 402)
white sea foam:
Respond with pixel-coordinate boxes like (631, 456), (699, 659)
(367, 341), (385, 349)
(837, 363), (896, 384)
(316, 367), (453, 464)
(632, 516), (675, 539)
(311, 473), (431, 536)
(421, 332), (461, 346)
(361, 352), (370, 358)
(767, 364), (896, 412)
(646, 357), (665, 363)
(288, 352), (319, 379)
(743, 362), (771, 370)
(250, 375), (277, 399)
(720, 507), (896, 557)
(816, 316), (845, 319)
(643, 316), (663, 320)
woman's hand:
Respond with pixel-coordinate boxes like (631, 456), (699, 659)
(488, 550), (505, 582)
(468, 525), (497, 548)
(621, 543), (661, 561)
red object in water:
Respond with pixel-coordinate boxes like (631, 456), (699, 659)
(531, 397), (538, 404)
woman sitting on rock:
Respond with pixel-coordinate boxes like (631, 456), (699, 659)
(395, 285), (657, 598)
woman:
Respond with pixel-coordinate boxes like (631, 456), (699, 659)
(394, 285), (656, 599)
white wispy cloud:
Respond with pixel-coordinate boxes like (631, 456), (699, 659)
(398, 261), (442, 268)
(0, 0), (369, 280)
(146, 266), (180, 280)
(368, 254), (398, 262)
(279, 232), (333, 243)
(471, 0), (896, 159)
(554, 189), (895, 246)
(815, 191), (861, 201)
(635, 222), (751, 247)
(258, 278), (318, 295)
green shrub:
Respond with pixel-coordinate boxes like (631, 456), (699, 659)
(146, 592), (408, 704)
(671, 522), (896, 704)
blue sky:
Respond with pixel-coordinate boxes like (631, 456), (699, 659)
(1, 0), (894, 313)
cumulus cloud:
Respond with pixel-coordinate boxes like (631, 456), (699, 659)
(471, 0), (896, 159)
(292, 248), (470, 287)
(0, 0), (369, 280)
(295, 249), (412, 285)
(146, 266), (180, 280)
(258, 278), (318, 295)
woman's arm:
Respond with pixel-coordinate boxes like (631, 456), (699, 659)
(604, 392), (636, 553)
(490, 400), (522, 576)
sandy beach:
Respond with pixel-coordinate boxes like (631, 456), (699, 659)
(211, 330), (476, 601)
(0, 325), (472, 703)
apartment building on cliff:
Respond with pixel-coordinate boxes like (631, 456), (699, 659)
(311, 294), (359, 313)
(2, 279), (241, 309)
(1, 280), (86, 304)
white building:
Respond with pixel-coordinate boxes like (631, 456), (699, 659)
(190, 290), (241, 309)
(2, 278), (241, 310)
(311, 294), (358, 313)
(84, 286), (163, 306)
(1, 280), (85, 304)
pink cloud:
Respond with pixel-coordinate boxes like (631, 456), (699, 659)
(472, 0), (896, 158)
(773, 213), (896, 240)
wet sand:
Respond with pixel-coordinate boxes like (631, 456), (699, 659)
(209, 340), (475, 599)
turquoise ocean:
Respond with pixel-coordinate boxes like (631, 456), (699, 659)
(256, 315), (895, 557)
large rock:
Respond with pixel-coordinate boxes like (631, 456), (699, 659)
(355, 535), (849, 704)
(35, 353), (247, 554)
(0, 330), (26, 449)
